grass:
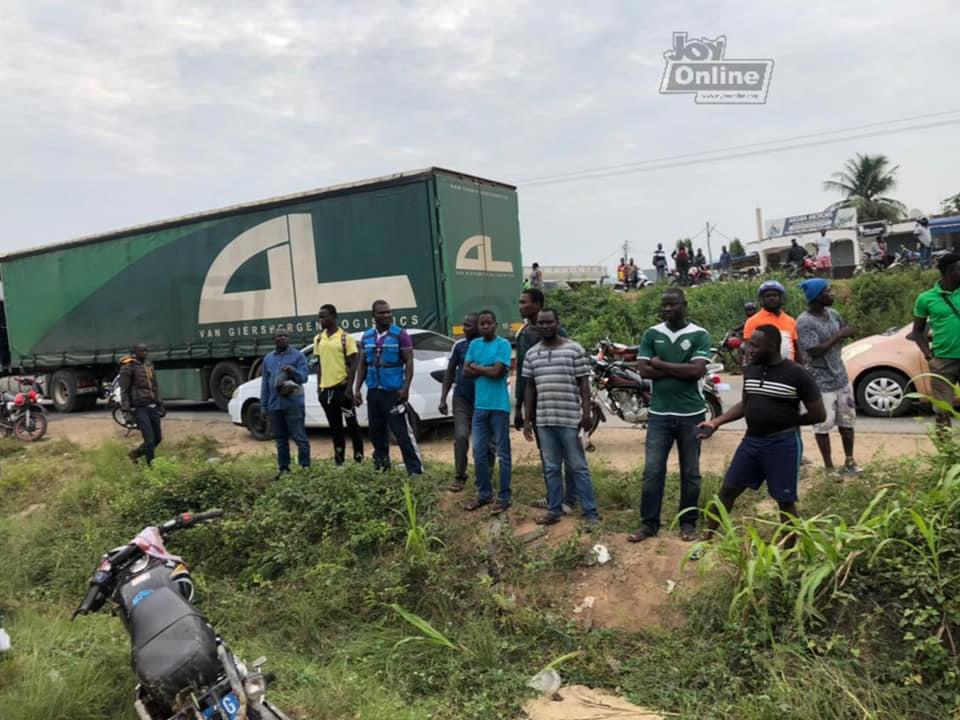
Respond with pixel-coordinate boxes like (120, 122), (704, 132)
(0, 434), (957, 718)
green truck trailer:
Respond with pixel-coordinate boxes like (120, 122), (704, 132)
(0, 168), (524, 411)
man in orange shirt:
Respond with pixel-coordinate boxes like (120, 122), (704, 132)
(743, 281), (801, 362)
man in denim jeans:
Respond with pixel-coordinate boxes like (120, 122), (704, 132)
(462, 310), (513, 515)
(522, 308), (600, 530)
(628, 289), (711, 542)
(260, 329), (311, 478)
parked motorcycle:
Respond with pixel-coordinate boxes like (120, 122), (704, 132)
(73, 510), (291, 720)
(887, 248), (922, 271)
(854, 249), (889, 275)
(107, 373), (139, 433)
(784, 256), (816, 279)
(0, 376), (47, 441)
(586, 338), (724, 443)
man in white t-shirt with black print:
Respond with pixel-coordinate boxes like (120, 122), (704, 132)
(915, 217), (932, 268)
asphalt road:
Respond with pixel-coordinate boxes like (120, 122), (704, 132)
(45, 374), (935, 436)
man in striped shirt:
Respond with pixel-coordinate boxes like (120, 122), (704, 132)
(522, 309), (600, 529)
(698, 324), (825, 537)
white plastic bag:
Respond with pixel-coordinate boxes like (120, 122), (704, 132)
(0, 628), (11, 654)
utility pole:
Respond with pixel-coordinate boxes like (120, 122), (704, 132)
(705, 222), (713, 265)
(621, 239), (630, 263)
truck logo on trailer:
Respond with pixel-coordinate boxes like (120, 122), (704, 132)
(455, 235), (514, 274)
(198, 214), (417, 324)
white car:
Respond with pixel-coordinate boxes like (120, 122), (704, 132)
(229, 329), (455, 440)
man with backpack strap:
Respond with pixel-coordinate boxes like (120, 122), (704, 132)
(314, 304), (364, 465)
(354, 300), (423, 475)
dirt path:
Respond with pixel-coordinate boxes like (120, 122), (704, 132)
(48, 414), (934, 473)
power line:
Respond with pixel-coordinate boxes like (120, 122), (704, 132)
(520, 114), (960, 188)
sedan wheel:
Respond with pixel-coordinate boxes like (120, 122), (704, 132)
(856, 370), (911, 417)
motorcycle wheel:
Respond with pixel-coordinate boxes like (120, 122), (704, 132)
(14, 411), (47, 442)
(706, 393), (722, 422)
(112, 406), (138, 430)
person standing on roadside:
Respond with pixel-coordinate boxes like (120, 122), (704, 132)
(915, 217), (933, 268)
(514, 288), (577, 513)
(815, 230), (833, 277)
(743, 281), (800, 361)
(522, 309), (600, 530)
(627, 289), (712, 543)
(314, 304), (364, 465)
(119, 343), (165, 465)
(616, 257), (627, 287)
(354, 300), (422, 474)
(529, 262), (544, 289)
(718, 245), (732, 278)
(796, 280), (862, 475)
(462, 310), (513, 515)
(439, 313), (482, 492)
(653, 243), (668, 282)
(626, 258), (638, 289)
(698, 325), (825, 540)
(672, 245), (690, 285)
(910, 253), (960, 430)
(260, 329), (310, 477)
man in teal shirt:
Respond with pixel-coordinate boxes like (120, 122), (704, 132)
(463, 310), (513, 515)
(911, 253), (960, 429)
(628, 289), (711, 542)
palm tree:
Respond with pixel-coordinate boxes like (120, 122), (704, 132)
(823, 153), (906, 222)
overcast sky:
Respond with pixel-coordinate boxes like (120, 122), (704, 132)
(2, 0), (959, 270)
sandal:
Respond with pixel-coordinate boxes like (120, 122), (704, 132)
(489, 501), (511, 515)
(463, 498), (492, 512)
(627, 528), (656, 543)
(680, 526), (697, 542)
(447, 480), (466, 493)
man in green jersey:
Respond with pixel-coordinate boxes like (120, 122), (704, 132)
(628, 289), (711, 542)
(911, 253), (960, 430)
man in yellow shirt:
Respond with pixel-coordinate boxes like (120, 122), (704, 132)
(314, 304), (364, 464)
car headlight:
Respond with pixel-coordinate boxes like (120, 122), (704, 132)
(842, 343), (872, 363)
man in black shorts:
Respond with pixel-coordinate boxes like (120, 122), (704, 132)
(697, 324), (825, 537)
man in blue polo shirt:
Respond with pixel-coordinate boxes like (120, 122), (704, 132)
(911, 253), (960, 430)
(260, 329), (310, 477)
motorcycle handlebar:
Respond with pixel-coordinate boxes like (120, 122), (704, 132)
(160, 509), (224, 535)
(73, 584), (104, 619)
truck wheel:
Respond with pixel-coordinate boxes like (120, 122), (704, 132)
(243, 400), (271, 441)
(50, 370), (80, 413)
(210, 361), (245, 411)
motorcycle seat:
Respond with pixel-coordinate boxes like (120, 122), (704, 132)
(130, 586), (220, 700)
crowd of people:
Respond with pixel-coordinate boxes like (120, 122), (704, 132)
(115, 251), (960, 546)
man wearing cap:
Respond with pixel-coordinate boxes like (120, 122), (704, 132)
(797, 279), (862, 475)
(911, 253), (960, 429)
(743, 281), (800, 362)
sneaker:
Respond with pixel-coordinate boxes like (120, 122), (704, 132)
(842, 460), (864, 475)
(529, 498), (574, 515)
(490, 501), (511, 515)
(582, 515), (601, 532)
(353, 451), (364, 464)
(535, 512), (563, 525)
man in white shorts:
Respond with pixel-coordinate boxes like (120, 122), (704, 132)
(797, 279), (862, 475)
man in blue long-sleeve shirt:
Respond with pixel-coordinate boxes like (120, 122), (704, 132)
(260, 329), (310, 476)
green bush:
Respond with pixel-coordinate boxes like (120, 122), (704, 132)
(551, 270), (936, 348)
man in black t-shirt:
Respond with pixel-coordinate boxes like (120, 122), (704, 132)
(698, 324), (825, 536)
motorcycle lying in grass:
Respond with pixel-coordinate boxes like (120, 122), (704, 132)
(586, 338), (724, 445)
(74, 510), (291, 720)
(0, 375), (47, 441)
